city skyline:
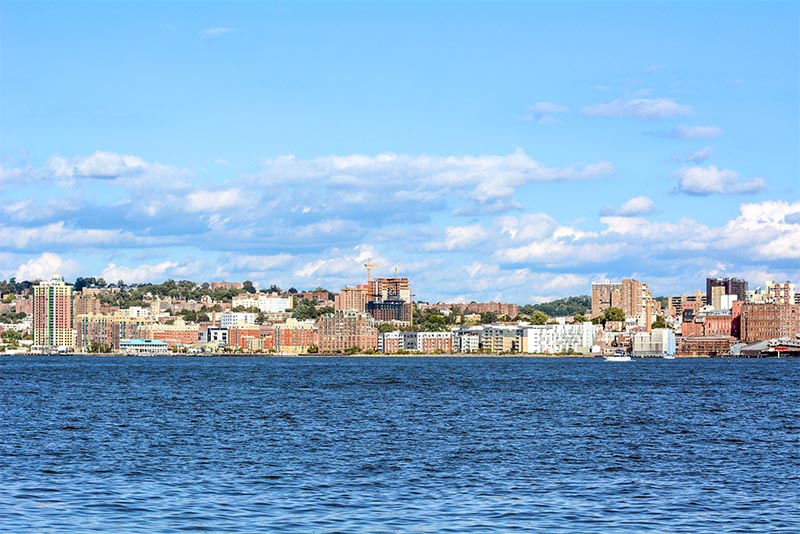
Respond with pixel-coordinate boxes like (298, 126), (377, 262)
(1, 1), (798, 303)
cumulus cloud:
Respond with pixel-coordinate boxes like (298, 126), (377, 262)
(254, 149), (614, 210)
(45, 151), (193, 191)
(675, 165), (766, 195)
(602, 195), (656, 216)
(583, 97), (693, 119)
(15, 253), (81, 281)
(520, 102), (569, 124)
(186, 189), (247, 212)
(425, 224), (491, 251)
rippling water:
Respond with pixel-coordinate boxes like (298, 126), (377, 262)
(1, 356), (798, 532)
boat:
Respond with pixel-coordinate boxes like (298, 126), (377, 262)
(605, 349), (631, 362)
(662, 354), (676, 359)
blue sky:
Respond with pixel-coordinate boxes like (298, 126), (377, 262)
(1, 1), (798, 303)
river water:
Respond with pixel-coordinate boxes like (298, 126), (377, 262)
(1, 356), (798, 532)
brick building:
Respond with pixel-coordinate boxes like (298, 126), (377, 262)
(318, 310), (378, 353)
(739, 303), (800, 343)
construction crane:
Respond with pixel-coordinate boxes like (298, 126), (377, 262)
(364, 259), (379, 287)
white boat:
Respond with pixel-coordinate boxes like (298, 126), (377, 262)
(662, 355), (676, 359)
(605, 350), (631, 362)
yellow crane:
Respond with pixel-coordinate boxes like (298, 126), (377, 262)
(364, 259), (379, 286)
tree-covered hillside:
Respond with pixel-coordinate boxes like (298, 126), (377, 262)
(521, 295), (591, 318)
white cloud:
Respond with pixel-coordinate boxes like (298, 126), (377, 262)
(721, 201), (800, 260)
(673, 125), (722, 139)
(50, 151), (147, 178)
(202, 27), (237, 38)
(255, 149), (614, 206)
(425, 224), (491, 251)
(186, 188), (247, 212)
(294, 245), (381, 281)
(603, 195), (656, 216)
(583, 97), (693, 119)
(15, 253), (81, 282)
(99, 261), (199, 284)
(675, 165), (766, 195)
(0, 222), (143, 250)
(520, 102), (569, 124)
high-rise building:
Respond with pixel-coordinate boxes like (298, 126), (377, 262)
(706, 277), (748, 308)
(592, 279), (656, 327)
(334, 285), (369, 312)
(33, 276), (75, 349)
(591, 281), (621, 318)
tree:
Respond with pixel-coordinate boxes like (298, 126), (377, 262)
(377, 323), (396, 333)
(480, 311), (498, 324)
(651, 316), (667, 329)
(243, 280), (257, 294)
(574, 313), (586, 323)
(603, 307), (625, 322)
(530, 311), (548, 325)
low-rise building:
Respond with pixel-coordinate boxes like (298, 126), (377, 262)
(119, 338), (169, 355)
(632, 328), (676, 357)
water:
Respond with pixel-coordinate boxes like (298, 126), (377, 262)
(1, 356), (798, 533)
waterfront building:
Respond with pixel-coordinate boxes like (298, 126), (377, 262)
(200, 326), (228, 345)
(676, 336), (735, 357)
(739, 303), (800, 343)
(453, 326), (482, 353)
(480, 325), (525, 353)
(32, 276), (75, 349)
(142, 320), (199, 349)
(119, 338), (169, 355)
(227, 325), (262, 350)
(378, 331), (403, 353)
(274, 318), (319, 354)
(317, 310), (378, 353)
(76, 313), (153, 350)
(522, 322), (596, 354)
(402, 331), (452, 353)
(632, 329), (676, 357)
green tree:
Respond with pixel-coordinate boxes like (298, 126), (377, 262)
(243, 280), (257, 294)
(651, 316), (667, 329)
(530, 311), (548, 325)
(603, 307), (625, 322)
(574, 313), (586, 323)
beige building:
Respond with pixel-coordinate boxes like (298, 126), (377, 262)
(334, 285), (369, 313)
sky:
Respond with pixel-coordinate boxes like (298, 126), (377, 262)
(1, 1), (798, 303)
